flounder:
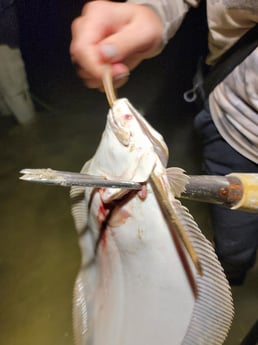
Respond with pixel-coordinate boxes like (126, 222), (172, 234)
(70, 98), (234, 345)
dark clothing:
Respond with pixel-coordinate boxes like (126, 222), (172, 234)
(0, 0), (15, 13)
(0, 0), (19, 47)
(194, 104), (258, 285)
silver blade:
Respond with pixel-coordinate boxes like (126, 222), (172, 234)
(19, 168), (142, 189)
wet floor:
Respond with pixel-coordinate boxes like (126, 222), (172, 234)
(1, 5), (257, 345)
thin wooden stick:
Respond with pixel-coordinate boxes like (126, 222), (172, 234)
(102, 65), (117, 107)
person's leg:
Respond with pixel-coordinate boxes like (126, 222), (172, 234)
(194, 105), (258, 285)
(0, 3), (35, 125)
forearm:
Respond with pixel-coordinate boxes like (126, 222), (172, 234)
(128, 0), (199, 44)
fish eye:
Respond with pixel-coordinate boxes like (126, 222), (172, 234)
(109, 108), (131, 146)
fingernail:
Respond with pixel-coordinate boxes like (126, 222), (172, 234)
(100, 44), (118, 59)
(114, 72), (130, 81)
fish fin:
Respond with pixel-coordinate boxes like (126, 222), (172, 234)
(70, 160), (92, 234)
(166, 167), (190, 197)
(70, 184), (89, 235)
(170, 199), (234, 345)
(73, 272), (88, 345)
(151, 171), (202, 276)
(151, 170), (234, 344)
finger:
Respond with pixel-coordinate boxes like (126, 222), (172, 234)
(70, 19), (103, 79)
(98, 74), (129, 93)
(70, 1), (132, 78)
(75, 61), (129, 89)
(98, 9), (163, 65)
(84, 78), (103, 89)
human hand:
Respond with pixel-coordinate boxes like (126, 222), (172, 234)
(70, 0), (164, 89)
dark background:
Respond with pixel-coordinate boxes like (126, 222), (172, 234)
(16, 0), (208, 122)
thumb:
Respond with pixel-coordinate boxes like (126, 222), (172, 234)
(98, 14), (163, 73)
(98, 43), (131, 81)
(99, 3), (164, 61)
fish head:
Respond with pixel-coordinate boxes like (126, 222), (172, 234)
(98, 98), (168, 183)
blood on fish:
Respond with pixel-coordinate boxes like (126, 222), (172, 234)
(124, 114), (133, 120)
(71, 98), (234, 345)
(108, 207), (131, 227)
(137, 185), (147, 200)
(97, 199), (108, 223)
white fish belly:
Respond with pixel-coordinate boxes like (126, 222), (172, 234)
(77, 182), (195, 345)
(71, 98), (233, 345)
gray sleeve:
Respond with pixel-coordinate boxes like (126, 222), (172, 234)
(127, 0), (200, 45)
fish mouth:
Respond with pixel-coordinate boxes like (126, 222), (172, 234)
(108, 101), (132, 146)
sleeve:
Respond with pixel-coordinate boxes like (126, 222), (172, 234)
(127, 0), (200, 45)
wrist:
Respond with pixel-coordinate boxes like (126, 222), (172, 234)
(127, 0), (169, 48)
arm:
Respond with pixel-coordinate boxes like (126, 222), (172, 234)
(129, 0), (197, 43)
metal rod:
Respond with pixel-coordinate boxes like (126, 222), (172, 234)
(181, 173), (258, 213)
(19, 168), (258, 213)
(180, 175), (243, 207)
(19, 168), (142, 189)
